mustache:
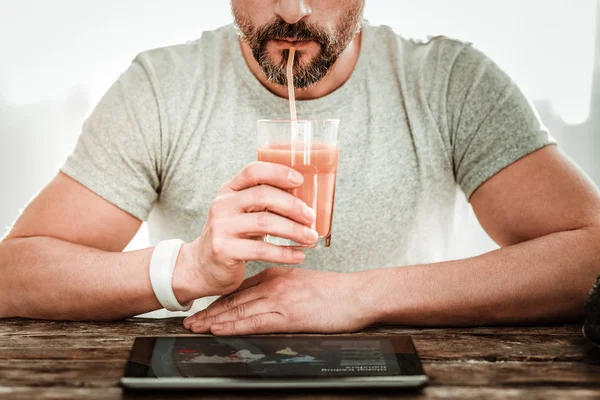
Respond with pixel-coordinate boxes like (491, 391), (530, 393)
(254, 18), (333, 46)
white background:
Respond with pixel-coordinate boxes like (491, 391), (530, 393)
(1, 0), (599, 258)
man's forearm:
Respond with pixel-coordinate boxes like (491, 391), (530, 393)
(0, 237), (196, 321)
(363, 226), (600, 326)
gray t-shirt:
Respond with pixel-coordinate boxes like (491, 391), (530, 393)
(62, 23), (554, 278)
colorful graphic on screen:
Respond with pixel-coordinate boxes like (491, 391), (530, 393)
(157, 337), (402, 378)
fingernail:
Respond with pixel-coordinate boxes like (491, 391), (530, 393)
(211, 324), (223, 332)
(184, 316), (196, 326)
(288, 170), (303, 185)
(190, 320), (207, 332)
(304, 226), (319, 242)
(293, 251), (306, 261)
(303, 204), (316, 221)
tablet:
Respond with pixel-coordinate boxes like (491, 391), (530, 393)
(121, 335), (429, 390)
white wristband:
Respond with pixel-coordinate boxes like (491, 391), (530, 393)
(149, 239), (193, 312)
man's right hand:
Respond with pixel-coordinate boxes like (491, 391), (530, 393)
(173, 162), (318, 301)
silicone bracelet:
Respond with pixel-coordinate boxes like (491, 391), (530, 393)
(149, 239), (193, 312)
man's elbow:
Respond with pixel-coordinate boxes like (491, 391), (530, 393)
(573, 223), (600, 306)
(0, 241), (18, 319)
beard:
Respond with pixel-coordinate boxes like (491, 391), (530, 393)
(233, 6), (364, 89)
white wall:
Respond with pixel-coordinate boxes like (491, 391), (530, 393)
(1, 0), (598, 257)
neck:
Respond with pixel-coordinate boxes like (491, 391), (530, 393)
(239, 31), (362, 101)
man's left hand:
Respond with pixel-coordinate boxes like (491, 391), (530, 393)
(183, 267), (377, 335)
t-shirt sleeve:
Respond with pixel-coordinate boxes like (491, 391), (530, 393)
(446, 44), (556, 199)
(61, 59), (162, 221)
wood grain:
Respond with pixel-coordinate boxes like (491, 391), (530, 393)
(1, 318), (599, 399)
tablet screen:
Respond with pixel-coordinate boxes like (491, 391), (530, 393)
(124, 336), (425, 379)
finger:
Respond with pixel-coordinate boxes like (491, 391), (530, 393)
(228, 185), (316, 225)
(224, 162), (304, 193)
(184, 284), (267, 329)
(189, 299), (276, 333)
(228, 238), (308, 265)
(213, 299), (275, 324)
(210, 313), (289, 336)
(227, 212), (318, 245)
(182, 310), (205, 330)
(207, 285), (266, 316)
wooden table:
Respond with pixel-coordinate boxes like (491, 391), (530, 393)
(1, 318), (599, 399)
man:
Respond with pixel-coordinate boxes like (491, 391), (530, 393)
(1, 0), (599, 335)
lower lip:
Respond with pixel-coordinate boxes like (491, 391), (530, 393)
(272, 39), (315, 49)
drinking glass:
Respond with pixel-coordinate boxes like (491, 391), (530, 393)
(257, 119), (340, 248)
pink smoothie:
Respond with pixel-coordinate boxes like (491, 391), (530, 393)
(257, 143), (339, 238)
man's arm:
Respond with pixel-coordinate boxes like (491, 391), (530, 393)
(0, 173), (194, 320)
(1, 163), (316, 321)
(184, 145), (600, 335)
(368, 145), (600, 325)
